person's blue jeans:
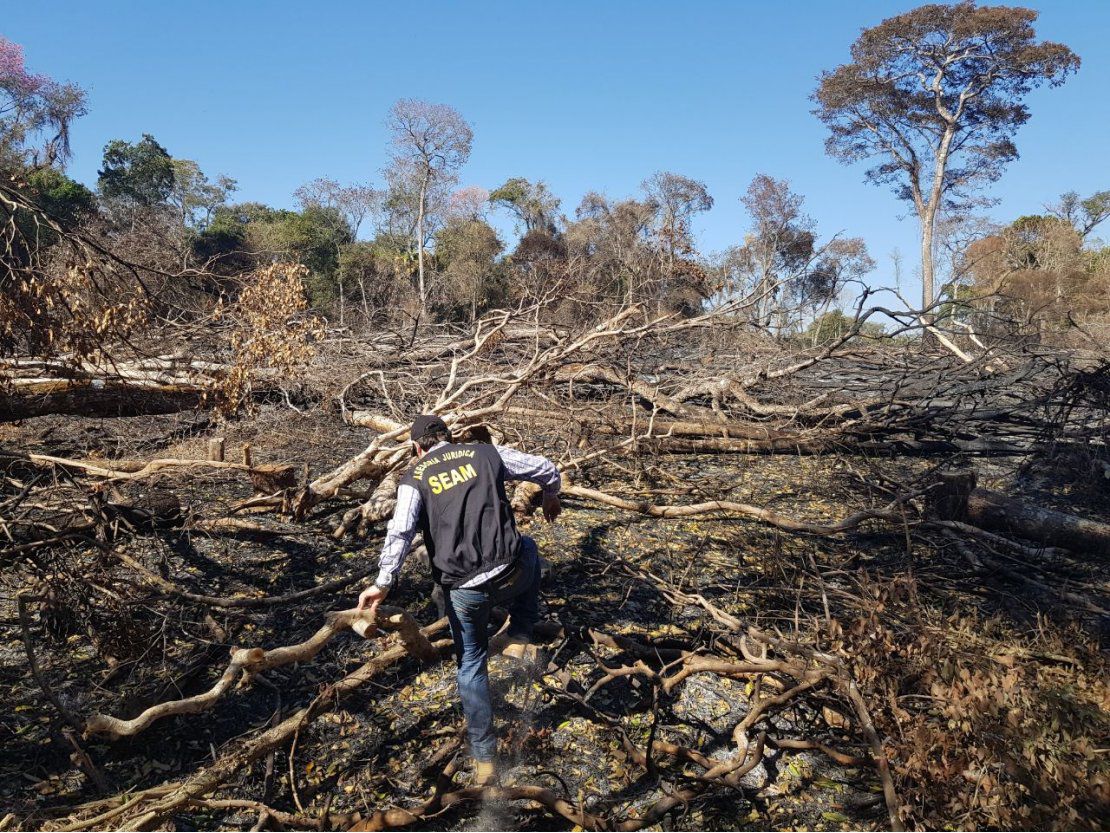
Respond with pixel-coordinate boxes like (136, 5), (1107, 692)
(445, 536), (541, 762)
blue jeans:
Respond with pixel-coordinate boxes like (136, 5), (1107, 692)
(445, 536), (541, 762)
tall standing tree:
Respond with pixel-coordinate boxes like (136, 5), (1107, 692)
(0, 37), (87, 171)
(98, 134), (175, 208)
(737, 175), (817, 327)
(812, 1), (1079, 321)
(641, 171), (713, 272)
(169, 159), (236, 231)
(489, 177), (562, 235)
(386, 99), (473, 314)
(293, 178), (379, 238)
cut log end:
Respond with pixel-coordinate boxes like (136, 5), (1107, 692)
(927, 469), (977, 521)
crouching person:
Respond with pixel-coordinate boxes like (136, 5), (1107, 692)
(356, 415), (561, 786)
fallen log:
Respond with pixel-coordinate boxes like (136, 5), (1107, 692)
(967, 489), (1110, 557)
(929, 470), (1110, 556)
(333, 472), (400, 539)
(498, 407), (1028, 457)
(554, 362), (695, 418)
(0, 355), (286, 421)
(0, 379), (204, 420)
(511, 481), (543, 521)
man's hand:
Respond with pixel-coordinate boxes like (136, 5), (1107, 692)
(542, 493), (562, 523)
(357, 584), (388, 617)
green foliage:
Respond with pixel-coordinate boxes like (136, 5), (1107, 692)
(433, 217), (506, 321)
(169, 159), (236, 230)
(278, 206), (354, 310)
(802, 309), (885, 344)
(490, 176), (561, 234)
(97, 134), (175, 207)
(192, 201), (354, 309)
(188, 204), (350, 304)
(6, 167), (96, 262)
(195, 202), (286, 260)
(336, 239), (416, 321)
(488, 177), (528, 207)
(23, 167), (96, 226)
(191, 203), (253, 272)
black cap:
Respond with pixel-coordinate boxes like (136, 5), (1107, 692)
(410, 414), (449, 444)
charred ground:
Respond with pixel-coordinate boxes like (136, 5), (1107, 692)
(2, 321), (1108, 831)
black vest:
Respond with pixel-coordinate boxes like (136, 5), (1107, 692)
(401, 443), (522, 589)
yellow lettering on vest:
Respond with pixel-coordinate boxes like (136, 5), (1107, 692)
(429, 463), (480, 496)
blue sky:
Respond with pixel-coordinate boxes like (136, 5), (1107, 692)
(6, 0), (1108, 301)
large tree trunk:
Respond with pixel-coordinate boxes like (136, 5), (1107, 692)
(0, 379), (205, 420)
(416, 171), (429, 315)
(0, 356), (280, 421)
(966, 489), (1110, 557)
(919, 210), (936, 314)
(928, 469), (1110, 556)
(919, 125), (955, 342)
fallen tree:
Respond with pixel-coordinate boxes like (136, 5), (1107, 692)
(928, 468), (1110, 556)
(5, 287), (1108, 832)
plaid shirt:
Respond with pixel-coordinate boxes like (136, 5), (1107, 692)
(375, 443), (560, 589)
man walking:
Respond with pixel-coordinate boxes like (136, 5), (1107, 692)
(356, 415), (561, 786)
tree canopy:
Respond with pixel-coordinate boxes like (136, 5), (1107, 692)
(813, 1), (1079, 310)
(98, 134), (176, 207)
(0, 37), (87, 170)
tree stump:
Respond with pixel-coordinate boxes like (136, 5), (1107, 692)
(926, 468), (977, 521)
(248, 464), (296, 494)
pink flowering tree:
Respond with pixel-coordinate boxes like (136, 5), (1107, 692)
(0, 37), (87, 170)
(446, 185), (490, 222)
